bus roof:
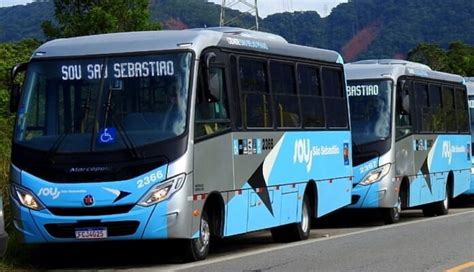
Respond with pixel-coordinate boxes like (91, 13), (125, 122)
(345, 59), (464, 84)
(465, 77), (474, 95)
(31, 27), (342, 64)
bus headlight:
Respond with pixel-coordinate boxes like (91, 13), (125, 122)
(138, 173), (186, 206)
(360, 164), (391, 186)
(471, 166), (474, 174)
(11, 185), (44, 211)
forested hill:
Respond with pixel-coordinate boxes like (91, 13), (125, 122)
(0, 0), (473, 61)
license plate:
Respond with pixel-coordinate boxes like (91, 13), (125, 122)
(75, 227), (108, 240)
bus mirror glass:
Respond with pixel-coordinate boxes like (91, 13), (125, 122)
(9, 62), (28, 113)
(399, 79), (406, 91)
(208, 69), (221, 102)
(10, 84), (20, 113)
(202, 52), (218, 103)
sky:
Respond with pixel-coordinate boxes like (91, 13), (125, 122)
(1, 0), (348, 17)
(0, 0), (32, 8)
(211, 0), (348, 18)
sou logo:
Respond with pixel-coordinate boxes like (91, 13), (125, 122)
(38, 187), (60, 199)
(293, 139), (313, 173)
(441, 140), (465, 164)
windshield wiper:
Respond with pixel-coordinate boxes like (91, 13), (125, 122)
(96, 76), (142, 159)
(90, 60), (108, 152)
(111, 116), (142, 159)
(45, 133), (67, 164)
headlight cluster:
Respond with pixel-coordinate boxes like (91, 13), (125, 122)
(360, 164), (391, 186)
(11, 185), (44, 211)
(471, 166), (474, 174)
(138, 173), (186, 206)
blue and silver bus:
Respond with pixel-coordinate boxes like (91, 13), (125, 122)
(9, 27), (352, 261)
(465, 77), (474, 195)
(345, 59), (470, 224)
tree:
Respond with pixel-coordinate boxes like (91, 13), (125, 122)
(407, 43), (449, 72)
(0, 39), (41, 219)
(446, 41), (474, 76)
(407, 41), (474, 76)
(41, 0), (161, 39)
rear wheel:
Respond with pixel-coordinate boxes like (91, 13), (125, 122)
(422, 185), (449, 217)
(382, 196), (401, 224)
(271, 194), (311, 242)
(183, 210), (210, 262)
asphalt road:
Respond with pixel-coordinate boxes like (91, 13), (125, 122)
(171, 208), (474, 272)
(17, 199), (474, 271)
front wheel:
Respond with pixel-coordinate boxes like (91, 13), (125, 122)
(382, 196), (401, 224)
(183, 210), (210, 262)
(271, 194), (311, 242)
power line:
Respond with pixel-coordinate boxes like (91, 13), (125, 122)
(220, 0), (260, 30)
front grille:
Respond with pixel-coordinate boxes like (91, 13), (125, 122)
(351, 195), (360, 205)
(45, 221), (139, 238)
(48, 205), (134, 216)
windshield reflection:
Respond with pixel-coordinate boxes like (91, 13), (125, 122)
(348, 80), (393, 146)
(15, 52), (192, 154)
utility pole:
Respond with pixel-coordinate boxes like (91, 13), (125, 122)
(220, 0), (259, 30)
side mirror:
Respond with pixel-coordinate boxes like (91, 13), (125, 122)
(202, 52), (219, 103)
(10, 84), (20, 113)
(9, 62), (28, 113)
(208, 68), (222, 102)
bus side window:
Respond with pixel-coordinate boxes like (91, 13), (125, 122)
(454, 88), (469, 132)
(270, 61), (300, 128)
(429, 84), (445, 132)
(239, 58), (272, 128)
(443, 87), (457, 132)
(322, 67), (347, 128)
(414, 82), (431, 132)
(396, 80), (412, 138)
(195, 66), (231, 138)
(298, 64), (325, 128)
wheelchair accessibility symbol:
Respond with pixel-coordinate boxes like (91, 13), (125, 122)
(98, 128), (116, 144)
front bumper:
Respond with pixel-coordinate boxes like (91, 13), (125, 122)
(11, 196), (182, 243)
(347, 179), (398, 209)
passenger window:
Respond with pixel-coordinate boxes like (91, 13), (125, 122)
(322, 67), (347, 128)
(297, 64), (324, 128)
(454, 88), (469, 132)
(270, 61), (300, 128)
(443, 87), (457, 132)
(430, 85), (445, 132)
(414, 82), (432, 132)
(195, 67), (231, 138)
(239, 58), (272, 128)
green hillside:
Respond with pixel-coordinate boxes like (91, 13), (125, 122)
(0, 0), (473, 61)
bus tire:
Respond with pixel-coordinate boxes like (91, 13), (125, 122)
(183, 210), (210, 262)
(271, 194), (311, 242)
(423, 185), (449, 217)
(382, 196), (401, 224)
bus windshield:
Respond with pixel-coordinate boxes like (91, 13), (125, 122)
(14, 52), (192, 154)
(348, 80), (392, 147)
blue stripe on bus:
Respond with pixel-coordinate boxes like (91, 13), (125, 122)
(224, 131), (352, 237)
